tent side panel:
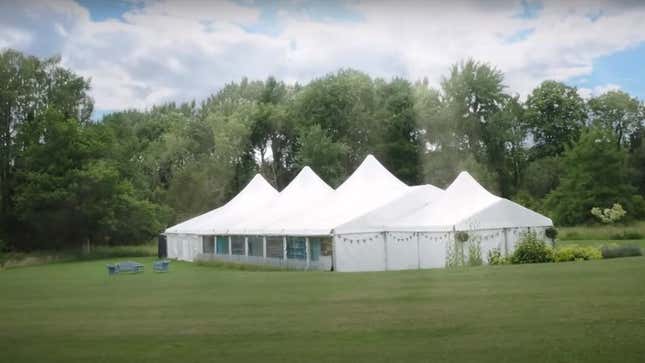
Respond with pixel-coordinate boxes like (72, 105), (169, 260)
(419, 232), (449, 269)
(166, 234), (180, 259)
(385, 232), (419, 270)
(334, 233), (385, 272)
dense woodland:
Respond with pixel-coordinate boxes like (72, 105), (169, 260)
(1, 49), (644, 250)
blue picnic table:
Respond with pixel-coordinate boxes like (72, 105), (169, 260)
(106, 261), (144, 275)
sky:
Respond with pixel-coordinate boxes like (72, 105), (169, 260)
(1, 0), (644, 119)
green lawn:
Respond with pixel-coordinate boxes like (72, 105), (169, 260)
(1, 257), (645, 363)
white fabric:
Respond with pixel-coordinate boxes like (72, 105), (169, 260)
(167, 234), (202, 261)
(385, 232), (419, 270)
(334, 184), (444, 234)
(226, 166), (334, 235)
(418, 232), (450, 269)
(164, 174), (279, 235)
(266, 155), (410, 236)
(333, 233), (385, 272)
(385, 171), (553, 232)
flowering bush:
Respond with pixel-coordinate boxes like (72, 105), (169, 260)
(591, 203), (626, 224)
(487, 248), (508, 265)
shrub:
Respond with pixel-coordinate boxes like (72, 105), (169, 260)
(467, 239), (483, 266)
(554, 245), (602, 262)
(455, 231), (469, 243)
(510, 232), (554, 264)
(590, 203), (627, 224)
(600, 244), (643, 259)
(487, 248), (508, 265)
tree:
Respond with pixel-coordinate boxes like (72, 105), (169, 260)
(524, 81), (587, 159)
(0, 50), (93, 246)
(374, 78), (422, 185)
(544, 127), (640, 225)
(294, 125), (348, 187)
(13, 109), (166, 249)
(588, 90), (643, 148)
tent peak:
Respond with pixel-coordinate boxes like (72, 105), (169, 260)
(281, 165), (333, 194)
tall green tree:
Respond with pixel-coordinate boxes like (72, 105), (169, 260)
(524, 81), (587, 159)
(374, 78), (422, 184)
(588, 90), (643, 148)
(545, 127), (641, 225)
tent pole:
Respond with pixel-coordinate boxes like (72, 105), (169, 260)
(416, 232), (421, 270)
(262, 236), (267, 258)
(305, 237), (310, 270)
(244, 236), (249, 260)
(283, 236), (287, 260)
(503, 228), (509, 256)
(383, 232), (388, 271)
(228, 236), (232, 257)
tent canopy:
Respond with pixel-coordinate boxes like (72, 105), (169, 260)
(261, 154), (410, 236)
(164, 173), (279, 235)
(384, 171), (552, 232)
(226, 166), (334, 235)
(334, 184), (444, 234)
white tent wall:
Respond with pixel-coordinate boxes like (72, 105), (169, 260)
(385, 232), (419, 270)
(166, 233), (202, 262)
(418, 232), (451, 269)
(333, 233), (385, 272)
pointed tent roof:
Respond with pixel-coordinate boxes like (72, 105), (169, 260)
(384, 171), (552, 232)
(227, 166), (334, 234)
(266, 154), (410, 236)
(164, 173), (279, 234)
(334, 184), (444, 234)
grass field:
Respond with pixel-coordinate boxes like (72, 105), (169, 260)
(1, 257), (645, 362)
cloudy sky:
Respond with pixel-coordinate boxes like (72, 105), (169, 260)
(2, 0), (644, 118)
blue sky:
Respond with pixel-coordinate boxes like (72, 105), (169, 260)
(1, 0), (643, 117)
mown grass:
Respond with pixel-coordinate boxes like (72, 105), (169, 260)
(1, 256), (644, 362)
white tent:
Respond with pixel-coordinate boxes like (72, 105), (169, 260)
(265, 154), (410, 236)
(164, 173), (279, 261)
(332, 171), (552, 272)
(226, 166), (334, 235)
(334, 184), (444, 235)
(386, 171), (552, 232)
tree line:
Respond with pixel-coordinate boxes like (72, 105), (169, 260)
(1, 49), (644, 250)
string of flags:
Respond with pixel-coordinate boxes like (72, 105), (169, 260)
(338, 228), (544, 245)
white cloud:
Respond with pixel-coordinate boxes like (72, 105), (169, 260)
(1, 0), (644, 112)
(578, 83), (621, 99)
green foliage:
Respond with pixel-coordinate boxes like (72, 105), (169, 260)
(295, 125), (349, 187)
(591, 203), (627, 224)
(510, 232), (554, 264)
(525, 81), (587, 158)
(467, 239), (483, 266)
(588, 90), (642, 148)
(558, 221), (645, 241)
(600, 244), (643, 259)
(553, 245), (602, 262)
(545, 128), (640, 225)
(455, 231), (469, 242)
(487, 248), (509, 265)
